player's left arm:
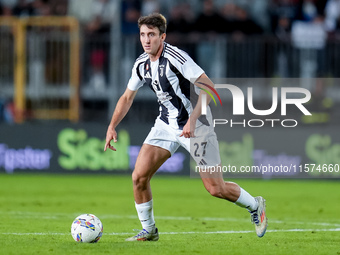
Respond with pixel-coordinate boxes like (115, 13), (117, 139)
(180, 73), (214, 138)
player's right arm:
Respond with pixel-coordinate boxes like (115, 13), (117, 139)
(104, 53), (146, 151)
(104, 88), (138, 151)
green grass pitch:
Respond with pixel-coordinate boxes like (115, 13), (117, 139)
(0, 174), (339, 255)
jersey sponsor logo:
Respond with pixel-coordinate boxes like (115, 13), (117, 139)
(152, 80), (161, 91)
(152, 80), (172, 103)
(156, 92), (172, 103)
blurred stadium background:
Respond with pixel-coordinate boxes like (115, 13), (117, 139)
(0, 0), (339, 177)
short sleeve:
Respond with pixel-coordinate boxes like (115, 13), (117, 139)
(127, 61), (145, 91)
(166, 45), (204, 83)
(180, 54), (205, 82)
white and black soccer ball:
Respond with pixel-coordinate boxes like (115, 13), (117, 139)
(71, 214), (103, 243)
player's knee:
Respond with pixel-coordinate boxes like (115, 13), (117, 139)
(206, 185), (223, 198)
(132, 171), (149, 189)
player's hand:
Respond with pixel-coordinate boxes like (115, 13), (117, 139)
(104, 127), (117, 151)
(180, 118), (195, 138)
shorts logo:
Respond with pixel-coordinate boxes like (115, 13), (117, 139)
(198, 159), (207, 165)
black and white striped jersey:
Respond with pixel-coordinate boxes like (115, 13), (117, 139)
(127, 42), (207, 130)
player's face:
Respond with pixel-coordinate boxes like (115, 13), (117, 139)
(140, 25), (165, 57)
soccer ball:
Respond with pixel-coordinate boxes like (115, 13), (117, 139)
(71, 214), (103, 243)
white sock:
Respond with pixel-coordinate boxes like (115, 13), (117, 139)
(234, 188), (258, 211)
(135, 199), (155, 232)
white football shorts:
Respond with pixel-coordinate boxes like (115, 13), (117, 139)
(144, 119), (221, 167)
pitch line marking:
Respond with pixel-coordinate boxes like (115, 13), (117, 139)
(4, 211), (340, 228)
(2, 228), (340, 236)
(100, 215), (340, 228)
(108, 228), (340, 235)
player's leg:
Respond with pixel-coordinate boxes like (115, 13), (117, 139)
(126, 144), (171, 241)
(199, 169), (240, 201)
(132, 143), (170, 204)
(187, 127), (268, 238)
(199, 168), (256, 207)
(199, 167), (267, 237)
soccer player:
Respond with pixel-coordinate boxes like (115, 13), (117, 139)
(104, 13), (267, 241)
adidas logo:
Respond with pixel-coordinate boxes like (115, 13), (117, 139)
(198, 159), (207, 166)
(144, 72), (151, 79)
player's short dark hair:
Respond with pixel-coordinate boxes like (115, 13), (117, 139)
(138, 13), (167, 35)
